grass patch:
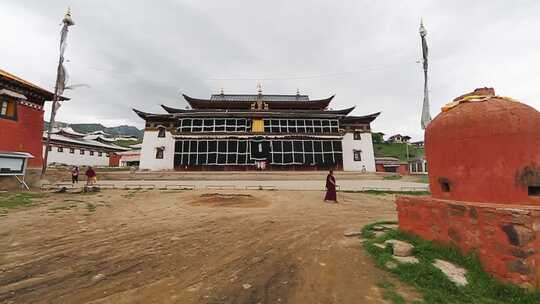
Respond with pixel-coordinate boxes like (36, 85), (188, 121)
(0, 193), (44, 211)
(362, 221), (540, 304)
(374, 143), (424, 161)
(340, 190), (430, 196)
(384, 175), (402, 180)
(378, 281), (408, 304)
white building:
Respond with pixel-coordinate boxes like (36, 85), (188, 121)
(116, 143), (141, 167)
(43, 128), (130, 167)
(135, 91), (379, 172)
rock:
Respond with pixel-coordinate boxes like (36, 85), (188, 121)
(393, 256), (419, 264)
(381, 224), (398, 230)
(371, 226), (386, 231)
(374, 231), (386, 238)
(432, 259), (468, 286)
(92, 273), (105, 282)
(385, 261), (398, 270)
(344, 230), (363, 237)
(242, 283), (252, 290)
(84, 186), (101, 193)
(507, 259), (534, 275)
(384, 240), (414, 257)
(502, 224), (535, 246)
(55, 187), (68, 193)
(373, 243), (386, 249)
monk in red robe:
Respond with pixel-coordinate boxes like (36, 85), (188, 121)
(324, 170), (337, 203)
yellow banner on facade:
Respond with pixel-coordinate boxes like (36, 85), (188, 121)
(252, 119), (264, 132)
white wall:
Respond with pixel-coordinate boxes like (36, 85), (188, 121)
(139, 130), (175, 170)
(43, 145), (110, 167)
(341, 132), (376, 172)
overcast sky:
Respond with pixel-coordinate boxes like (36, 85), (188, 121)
(1, 0), (539, 140)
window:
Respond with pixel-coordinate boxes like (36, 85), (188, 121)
(69, 148), (75, 154)
(529, 186), (540, 196)
(80, 149), (85, 155)
(98, 152), (103, 157)
(157, 126), (166, 138)
(47, 146), (52, 151)
(57, 147), (63, 152)
(90, 151), (94, 156)
(106, 153), (111, 158)
(156, 147), (164, 159)
(0, 97), (17, 120)
(353, 132), (362, 140)
(353, 150), (362, 161)
(439, 178), (451, 192)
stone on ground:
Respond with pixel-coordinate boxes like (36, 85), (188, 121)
(384, 240), (414, 257)
(374, 231), (386, 238)
(432, 259), (468, 286)
(385, 261), (398, 270)
(373, 243), (386, 249)
(91, 273), (105, 282)
(371, 225), (386, 231)
(393, 256), (419, 264)
(344, 230), (363, 237)
(381, 224), (398, 230)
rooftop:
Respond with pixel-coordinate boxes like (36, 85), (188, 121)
(0, 67), (68, 101)
(183, 93), (335, 110)
(210, 94), (310, 102)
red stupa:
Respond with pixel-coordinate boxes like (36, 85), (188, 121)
(397, 88), (540, 288)
(426, 88), (540, 204)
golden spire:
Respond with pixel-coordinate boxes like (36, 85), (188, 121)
(63, 7), (75, 26)
(257, 83), (262, 95)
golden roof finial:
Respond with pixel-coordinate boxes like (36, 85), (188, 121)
(296, 88), (300, 95)
(63, 6), (75, 26)
(220, 87), (224, 95)
(257, 83), (263, 95)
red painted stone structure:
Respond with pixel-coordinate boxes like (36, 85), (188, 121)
(397, 88), (540, 288)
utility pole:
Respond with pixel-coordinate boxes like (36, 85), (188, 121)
(41, 8), (75, 177)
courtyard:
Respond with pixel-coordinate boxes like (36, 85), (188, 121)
(0, 189), (419, 304)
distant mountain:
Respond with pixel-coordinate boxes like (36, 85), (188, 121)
(44, 121), (143, 139)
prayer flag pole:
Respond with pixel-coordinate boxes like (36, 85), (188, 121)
(41, 8), (75, 177)
(419, 19), (432, 130)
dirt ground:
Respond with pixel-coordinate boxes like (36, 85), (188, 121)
(0, 189), (420, 304)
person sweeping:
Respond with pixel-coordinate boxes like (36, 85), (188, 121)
(324, 170), (337, 203)
(85, 166), (97, 186)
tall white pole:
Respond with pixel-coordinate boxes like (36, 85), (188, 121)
(41, 8), (75, 177)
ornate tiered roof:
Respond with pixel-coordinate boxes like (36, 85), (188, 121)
(182, 93), (334, 110)
(133, 91), (380, 126)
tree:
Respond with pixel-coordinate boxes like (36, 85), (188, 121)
(372, 132), (385, 144)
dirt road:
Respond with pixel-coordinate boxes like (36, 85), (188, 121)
(0, 190), (418, 303)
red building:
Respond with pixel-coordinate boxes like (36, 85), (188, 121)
(0, 68), (63, 168)
(375, 157), (409, 174)
(397, 88), (540, 288)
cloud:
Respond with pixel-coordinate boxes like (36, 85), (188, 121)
(1, 0), (539, 140)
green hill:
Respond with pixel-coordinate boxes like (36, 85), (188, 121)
(374, 143), (424, 161)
